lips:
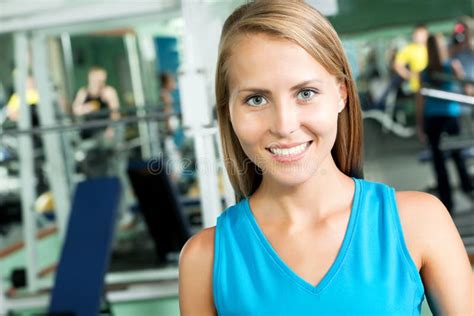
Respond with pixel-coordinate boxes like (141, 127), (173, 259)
(266, 140), (313, 150)
(265, 140), (313, 162)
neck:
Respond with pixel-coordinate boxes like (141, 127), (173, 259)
(88, 86), (102, 94)
(251, 155), (354, 225)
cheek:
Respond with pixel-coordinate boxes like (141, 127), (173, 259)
(230, 107), (265, 150)
(235, 124), (264, 151)
(301, 103), (339, 136)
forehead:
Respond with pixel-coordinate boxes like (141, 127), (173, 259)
(414, 28), (427, 35)
(227, 33), (333, 89)
(90, 70), (106, 78)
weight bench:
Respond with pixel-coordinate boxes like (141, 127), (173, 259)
(127, 159), (192, 265)
(47, 177), (121, 316)
(418, 146), (474, 163)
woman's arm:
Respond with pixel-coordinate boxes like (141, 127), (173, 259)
(409, 192), (472, 315)
(451, 59), (474, 96)
(451, 59), (465, 80)
(102, 87), (120, 139)
(179, 227), (217, 316)
(415, 74), (425, 143)
(103, 86), (120, 121)
(72, 88), (88, 116)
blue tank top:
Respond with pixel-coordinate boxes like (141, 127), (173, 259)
(213, 178), (425, 315)
(421, 61), (461, 117)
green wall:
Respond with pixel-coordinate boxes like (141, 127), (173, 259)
(329, 0), (472, 34)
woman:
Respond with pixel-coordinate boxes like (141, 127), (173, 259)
(180, 2), (473, 315)
(416, 33), (473, 213)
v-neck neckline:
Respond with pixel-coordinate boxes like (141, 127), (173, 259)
(243, 177), (362, 295)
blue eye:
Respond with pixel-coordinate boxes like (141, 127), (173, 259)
(297, 89), (316, 101)
(246, 95), (268, 107)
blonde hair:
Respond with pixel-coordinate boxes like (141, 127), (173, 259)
(216, 0), (364, 201)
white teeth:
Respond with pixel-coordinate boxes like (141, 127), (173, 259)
(269, 142), (310, 156)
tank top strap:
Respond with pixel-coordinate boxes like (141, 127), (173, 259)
(353, 180), (424, 297)
(213, 210), (225, 311)
(382, 183), (425, 297)
(213, 200), (251, 311)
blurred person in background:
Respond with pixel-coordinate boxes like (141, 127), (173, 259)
(72, 66), (120, 140)
(6, 74), (42, 152)
(393, 24), (429, 94)
(5, 75), (47, 193)
(376, 24), (429, 122)
(416, 33), (473, 213)
(6, 74), (39, 126)
(72, 66), (121, 178)
(450, 19), (474, 96)
(160, 72), (179, 135)
(159, 72), (183, 181)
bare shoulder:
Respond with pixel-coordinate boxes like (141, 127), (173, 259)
(394, 191), (438, 268)
(395, 190), (450, 226)
(395, 191), (472, 314)
(76, 87), (87, 97)
(102, 86), (118, 97)
(395, 191), (455, 263)
(395, 191), (456, 237)
(179, 227), (217, 316)
(180, 226), (216, 266)
(73, 88), (87, 107)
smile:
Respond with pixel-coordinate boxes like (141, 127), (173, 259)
(266, 141), (313, 162)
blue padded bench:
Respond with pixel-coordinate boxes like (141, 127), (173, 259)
(48, 177), (121, 316)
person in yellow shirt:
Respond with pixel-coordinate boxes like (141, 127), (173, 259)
(6, 75), (48, 193)
(6, 75), (39, 125)
(375, 24), (428, 123)
(394, 24), (429, 93)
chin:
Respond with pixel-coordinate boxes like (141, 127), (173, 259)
(262, 163), (320, 187)
(252, 145), (326, 187)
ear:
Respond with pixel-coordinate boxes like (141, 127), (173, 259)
(337, 82), (348, 113)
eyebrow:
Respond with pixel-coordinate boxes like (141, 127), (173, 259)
(237, 78), (323, 94)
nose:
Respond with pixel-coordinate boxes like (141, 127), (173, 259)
(269, 102), (299, 138)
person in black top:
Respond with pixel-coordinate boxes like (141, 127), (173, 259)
(72, 67), (120, 177)
(72, 66), (120, 140)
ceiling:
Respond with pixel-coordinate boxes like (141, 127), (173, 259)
(0, 0), (471, 35)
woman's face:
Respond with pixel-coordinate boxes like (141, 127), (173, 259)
(88, 70), (107, 90)
(227, 33), (346, 187)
